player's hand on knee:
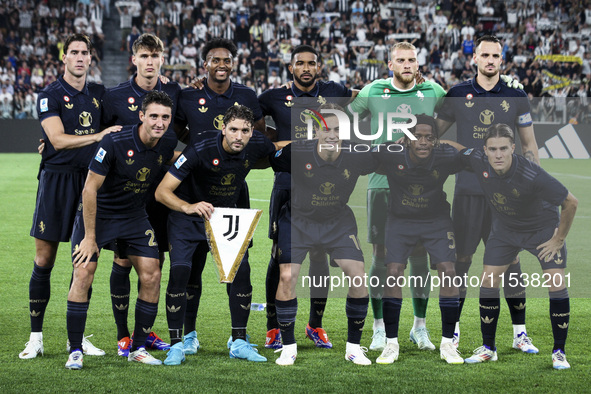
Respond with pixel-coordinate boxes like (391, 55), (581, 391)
(536, 228), (563, 262)
(72, 238), (99, 268)
(183, 201), (214, 220)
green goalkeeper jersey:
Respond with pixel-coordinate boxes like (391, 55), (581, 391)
(347, 78), (446, 189)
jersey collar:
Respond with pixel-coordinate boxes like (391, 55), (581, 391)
(58, 75), (89, 96)
(204, 80), (234, 99)
(132, 123), (163, 152)
(291, 81), (320, 97)
(389, 78), (416, 92)
(312, 140), (345, 167)
(471, 76), (502, 94)
(130, 73), (162, 97)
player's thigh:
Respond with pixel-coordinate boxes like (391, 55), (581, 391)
(419, 216), (457, 268)
(384, 216), (417, 266)
(167, 214), (207, 264)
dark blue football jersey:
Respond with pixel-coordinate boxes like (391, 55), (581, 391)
(374, 143), (464, 219)
(175, 81), (263, 142)
(271, 140), (377, 221)
(169, 130), (276, 207)
(258, 80), (352, 189)
(102, 75), (181, 127)
(460, 148), (568, 231)
(88, 124), (176, 219)
(36, 75), (105, 168)
(437, 78), (533, 195)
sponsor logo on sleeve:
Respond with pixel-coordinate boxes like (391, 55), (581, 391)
(518, 113), (533, 125)
(40, 98), (48, 113)
(95, 147), (106, 163)
(174, 154), (187, 169)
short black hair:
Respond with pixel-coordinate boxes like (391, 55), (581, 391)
(201, 38), (237, 61)
(291, 45), (319, 63)
(484, 123), (515, 144)
(141, 90), (173, 113)
(63, 33), (92, 54)
(223, 105), (254, 128)
(475, 35), (501, 51)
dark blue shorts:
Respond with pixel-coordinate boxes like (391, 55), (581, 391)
(484, 224), (567, 270)
(146, 197), (170, 253)
(70, 214), (159, 262)
(279, 205), (364, 265)
(167, 212), (208, 266)
(452, 194), (491, 257)
(385, 215), (456, 268)
(30, 165), (86, 242)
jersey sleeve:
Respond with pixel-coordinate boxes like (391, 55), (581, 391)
(269, 143), (291, 173)
(457, 147), (479, 172)
(435, 92), (456, 123)
(257, 90), (272, 117)
(88, 133), (115, 176)
(515, 94), (533, 127)
(100, 90), (117, 127)
(36, 91), (61, 122)
(533, 167), (569, 207)
(346, 84), (370, 118)
(174, 89), (189, 127)
(168, 143), (198, 182)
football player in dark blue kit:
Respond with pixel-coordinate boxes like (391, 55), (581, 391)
(155, 105), (282, 365)
(258, 45), (355, 350)
(271, 104), (373, 366)
(65, 91), (178, 369)
(102, 33), (180, 356)
(454, 124), (577, 370)
(172, 38), (265, 354)
(436, 35), (540, 350)
(373, 115), (464, 365)
(20, 33), (121, 360)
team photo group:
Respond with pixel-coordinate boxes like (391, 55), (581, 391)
(17, 20), (578, 372)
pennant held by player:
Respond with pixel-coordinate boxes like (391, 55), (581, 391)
(204, 207), (262, 283)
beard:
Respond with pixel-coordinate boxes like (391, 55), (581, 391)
(393, 69), (415, 85)
(294, 72), (316, 88)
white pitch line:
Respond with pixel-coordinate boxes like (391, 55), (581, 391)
(550, 172), (591, 180)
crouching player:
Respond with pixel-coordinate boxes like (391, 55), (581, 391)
(455, 124), (577, 369)
(66, 91), (178, 369)
(374, 114), (464, 364)
(271, 104), (376, 366)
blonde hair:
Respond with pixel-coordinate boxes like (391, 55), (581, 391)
(389, 42), (417, 59)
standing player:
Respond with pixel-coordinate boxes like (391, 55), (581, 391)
(258, 44), (355, 350)
(172, 38), (265, 355)
(156, 105), (280, 365)
(20, 33), (120, 360)
(436, 35), (540, 351)
(373, 115), (463, 365)
(271, 105), (374, 366)
(66, 91), (178, 369)
(101, 32), (181, 357)
(455, 124), (577, 369)
(347, 42), (446, 352)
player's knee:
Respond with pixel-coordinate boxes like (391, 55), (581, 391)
(439, 263), (456, 280)
(386, 263), (405, 279)
(73, 268), (94, 291)
(139, 269), (161, 289)
(114, 256), (132, 267)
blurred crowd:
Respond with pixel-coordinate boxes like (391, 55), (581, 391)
(1, 0), (591, 122)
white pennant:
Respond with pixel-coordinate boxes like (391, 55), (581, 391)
(204, 207), (262, 283)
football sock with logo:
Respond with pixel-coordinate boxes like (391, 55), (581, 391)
(440, 297), (460, 339)
(110, 262), (132, 340)
(382, 298), (403, 339)
(369, 256), (386, 320)
(455, 260), (471, 318)
(166, 263), (190, 342)
(308, 299), (327, 329)
(185, 245), (207, 334)
(480, 287), (500, 349)
(346, 297), (369, 344)
(131, 299), (158, 351)
(67, 300), (89, 351)
(409, 254), (430, 319)
(276, 298), (298, 345)
(265, 254), (280, 331)
(503, 262), (526, 325)
(549, 288), (570, 352)
(29, 262), (53, 332)
(308, 249), (329, 328)
(227, 260), (252, 329)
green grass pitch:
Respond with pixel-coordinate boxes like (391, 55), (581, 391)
(0, 153), (589, 392)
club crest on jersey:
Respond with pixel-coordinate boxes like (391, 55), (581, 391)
(398, 164), (405, 170)
(416, 90), (424, 101)
(483, 171), (489, 178)
(285, 95), (294, 107)
(501, 100), (510, 112)
(64, 96), (70, 102)
(198, 98), (208, 112)
(93, 98), (100, 109)
(212, 158), (220, 166)
(128, 97), (135, 104)
(465, 93), (474, 107)
(305, 163), (312, 170)
(127, 150), (134, 157)
(317, 95), (326, 105)
(382, 88), (390, 99)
